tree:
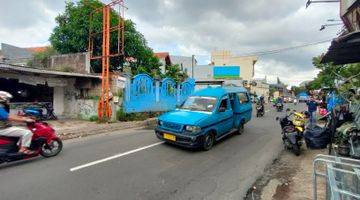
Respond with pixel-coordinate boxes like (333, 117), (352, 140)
(164, 64), (188, 83)
(309, 56), (360, 91)
(307, 55), (360, 102)
(290, 86), (307, 96)
(49, 0), (161, 75)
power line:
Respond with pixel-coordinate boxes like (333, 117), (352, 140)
(179, 38), (333, 57)
(233, 39), (332, 57)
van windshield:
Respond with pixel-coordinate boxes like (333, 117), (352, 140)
(180, 96), (217, 112)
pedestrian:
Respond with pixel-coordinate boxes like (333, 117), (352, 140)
(306, 96), (318, 126)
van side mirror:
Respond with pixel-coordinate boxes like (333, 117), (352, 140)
(275, 117), (279, 121)
(218, 107), (226, 112)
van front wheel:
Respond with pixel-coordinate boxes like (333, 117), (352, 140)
(202, 133), (215, 151)
(237, 122), (244, 135)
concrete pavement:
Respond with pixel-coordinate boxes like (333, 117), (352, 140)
(0, 103), (303, 200)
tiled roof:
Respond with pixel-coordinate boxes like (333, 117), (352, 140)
(154, 52), (170, 59)
(26, 46), (49, 53)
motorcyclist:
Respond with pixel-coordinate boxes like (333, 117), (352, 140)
(0, 91), (35, 154)
(276, 97), (283, 108)
(257, 96), (265, 113)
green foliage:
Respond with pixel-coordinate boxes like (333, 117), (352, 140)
(49, 0), (161, 74)
(164, 64), (188, 83)
(269, 88), (276, 97)
(116, 108), (161, 121)
(27, 47), (57, 68)
(89, 115), (98, 122)
(116, 108), (147, 121)
(307, 56), (360, 102)
(290, 86), (307, 96)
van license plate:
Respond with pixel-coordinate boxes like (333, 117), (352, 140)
(163, 133), (176, 141)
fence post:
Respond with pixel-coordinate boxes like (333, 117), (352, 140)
(125, 77), (131, 102)
(177, 84), (181, 104)
(155, 81), (160, 103)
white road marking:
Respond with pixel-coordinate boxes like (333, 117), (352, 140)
(70, 141), (165, 172)
(265, 110), (270, 113)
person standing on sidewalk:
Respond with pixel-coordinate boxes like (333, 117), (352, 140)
(306, 97), (319, 126)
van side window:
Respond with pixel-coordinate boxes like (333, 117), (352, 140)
(219, 98), (228, 110)
(237, 93), (249, 104)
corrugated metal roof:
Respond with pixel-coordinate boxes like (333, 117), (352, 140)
(0, 63), (101, 79)
(1, 43), (32, 60)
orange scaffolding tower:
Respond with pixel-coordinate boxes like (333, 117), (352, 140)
(88, 0), (125, 121)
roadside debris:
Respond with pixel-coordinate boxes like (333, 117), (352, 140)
(245, 149), (327, 200)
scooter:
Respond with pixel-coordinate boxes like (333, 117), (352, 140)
(0, 121), (62, 164)
(256, 104), (264, 117)
(276, 111), (304, 156)
(21, 103), (57, 121)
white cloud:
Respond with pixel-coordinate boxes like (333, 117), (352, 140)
(0, 0), (343, 86)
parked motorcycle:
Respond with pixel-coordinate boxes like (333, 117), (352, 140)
(0, 121), (62, 164)
(256, 104), (264, 117)
(20, 103), (57, 121)
(276, 110), (306, 156)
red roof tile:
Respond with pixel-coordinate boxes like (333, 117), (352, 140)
(25, 46), (49, 53)
(154, 52), (170, 59)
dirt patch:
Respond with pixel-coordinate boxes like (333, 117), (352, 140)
(245, 148), (327, 200)
(48, 118), (156, 140)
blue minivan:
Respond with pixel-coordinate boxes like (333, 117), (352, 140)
(155, 86), (252, 150)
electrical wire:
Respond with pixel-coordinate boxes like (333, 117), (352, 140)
(176, 39), (333, 58)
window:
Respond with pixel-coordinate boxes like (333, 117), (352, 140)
(219, 98), (228, 110)
(181, 96), (217, 112)
(237, 93), (249, 104)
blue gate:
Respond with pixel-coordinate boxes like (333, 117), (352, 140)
(124, 74), (195, 113)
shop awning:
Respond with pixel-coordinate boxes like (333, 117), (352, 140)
(321, 31), (360, 65)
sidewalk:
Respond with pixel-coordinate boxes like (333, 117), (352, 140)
(48, 118), (156, 140)
(245, 149), (327, 200)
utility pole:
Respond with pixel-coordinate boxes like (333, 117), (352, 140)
(88, 0), (125, 122)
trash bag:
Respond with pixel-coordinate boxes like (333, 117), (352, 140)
(304, 125), (330, 149)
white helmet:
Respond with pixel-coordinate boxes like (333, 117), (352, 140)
(0, 91), (12, 103)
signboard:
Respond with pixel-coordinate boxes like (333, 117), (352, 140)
(213, 66), (240, 79)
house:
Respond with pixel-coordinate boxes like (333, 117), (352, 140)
(0, 46), (126, 119)
(211, 50), (257, 82)
(191, 50), (257, 89)
(321, 0), (360, 64)
(154, 52), (171, 74)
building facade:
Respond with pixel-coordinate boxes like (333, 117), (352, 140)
(211, 50), (257, 82)
(251, 78), (270, 102)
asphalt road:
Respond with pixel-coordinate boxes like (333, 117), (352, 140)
(0, 103), (304, 200)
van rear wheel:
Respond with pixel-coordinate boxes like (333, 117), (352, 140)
(202, 133), (215, 151)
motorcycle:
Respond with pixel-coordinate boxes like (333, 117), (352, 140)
(20, 103), (57, 121)
(256, 104), (264, 117)
(276, 103), (283, 112)
(0, 121), (62, 164)
(276, 111), (306, 156)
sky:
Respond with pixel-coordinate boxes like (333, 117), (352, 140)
(0, 0), (342, 86)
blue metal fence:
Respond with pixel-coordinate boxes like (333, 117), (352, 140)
(124, 74), (195, 113)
